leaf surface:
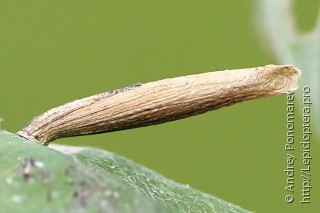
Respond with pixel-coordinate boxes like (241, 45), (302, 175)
(0, 130), (252, 213)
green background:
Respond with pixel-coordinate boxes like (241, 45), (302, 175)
(1, 0), (319, 212)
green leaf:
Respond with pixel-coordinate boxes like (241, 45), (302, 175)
(0, 130), (252, 213)
(0, 131), (170, 213)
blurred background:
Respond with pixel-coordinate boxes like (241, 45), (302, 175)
(1, 0), (319, 212)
